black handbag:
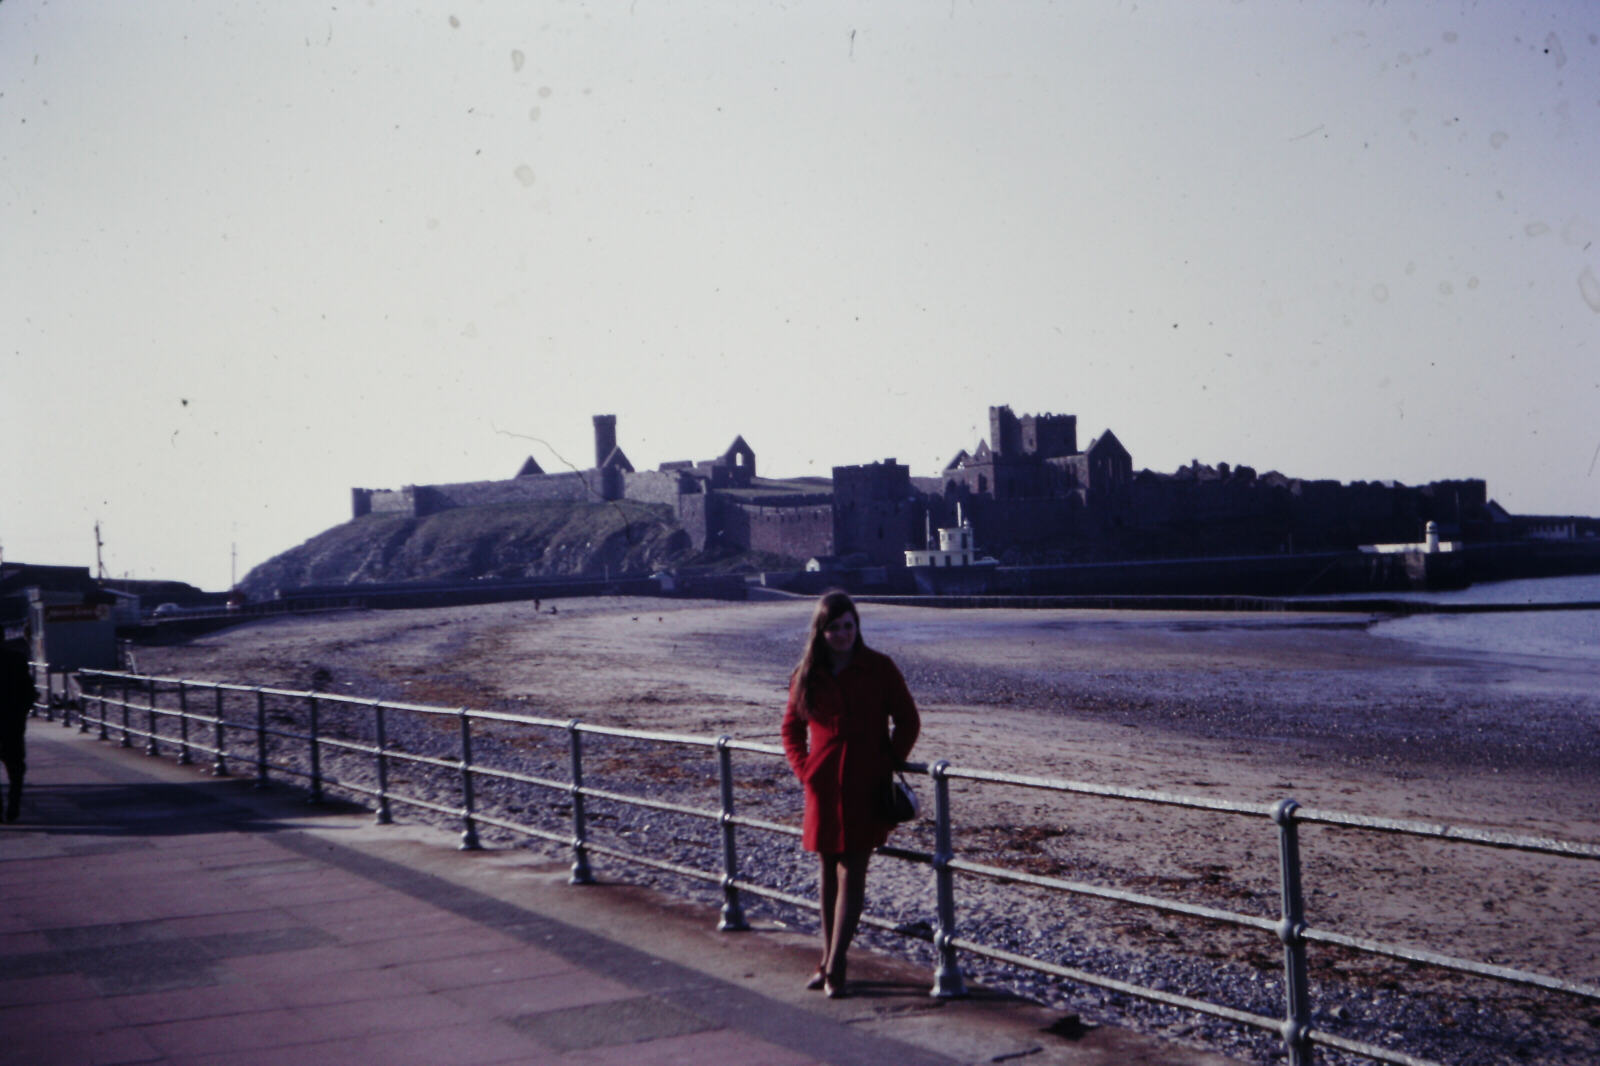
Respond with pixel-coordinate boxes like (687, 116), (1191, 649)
(879, 771), (919, 824)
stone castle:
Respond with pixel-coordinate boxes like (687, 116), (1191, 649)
(352, 406), (1493, 567)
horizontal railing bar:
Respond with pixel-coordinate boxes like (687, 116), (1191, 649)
(726, 880), (816, 913)
(380, 792), (462, 818)
(80, 670), (786, 751)
(257, 726), (315, 744)
(947, 935), (1281, 1033)
(313, 737), (384, 757)
(725, 813), (801, 837)
(578, 786), (718, 822)
(875, 843), (934, 865)
(381, 750), (463, 773)
(1308, 1028), (1444, 1066)
(463, 766), (572, 792)
(580, 840), (724, 885)
(948, 857), (1280, 934)
(466, 810), (571, 846)
(719, 738), (786, 757)
(943, 765), (1269, 817)
(457, 708), (571, 730)
(321, 778), (380, 800)
(1296, 807), (1600, 860)
(1306, 928), (1600, 1000)
(573, 722), (720, 748)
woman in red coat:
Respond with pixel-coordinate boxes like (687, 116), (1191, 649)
(781, 590), (920, 998)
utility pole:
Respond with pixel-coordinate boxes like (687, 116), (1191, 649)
(231, 542), (237, 590)
(94, 520), (106, 580)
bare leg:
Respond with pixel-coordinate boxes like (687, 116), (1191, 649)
(825, 850), (871, 993)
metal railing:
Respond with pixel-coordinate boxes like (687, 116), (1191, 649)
(47, 666), (1600, 1066)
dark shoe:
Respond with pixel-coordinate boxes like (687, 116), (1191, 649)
(824, 976), (847, 999)
(804, 967), (826, 992)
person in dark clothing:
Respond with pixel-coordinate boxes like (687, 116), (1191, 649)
(1, 639), (38, 823)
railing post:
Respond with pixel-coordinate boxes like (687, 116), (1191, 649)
(119, 676), (132, 748)
(253, 687), (268, 788)
(373, 700), (392, 825)
(567, 720), (593, 884)
(929, 760), (967, 998)
(307, 694), (323, 804)
(176, 682), (192, 765)
(78, 675), (91, 733)
(60, 669), (75, 726)
(42, 670), (54, 722)
(715, 736), (749, 932)
(96, 683), (109, 740)
(457, 708), (481, 851)
(1273, 798), (1314, 1066)
(211, 687), (228, 776)
(145, 677), (159, 756)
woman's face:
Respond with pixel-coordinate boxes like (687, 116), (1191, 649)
(822, 611), (858, 657)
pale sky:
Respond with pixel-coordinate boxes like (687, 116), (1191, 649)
(4, 1), (1597, 590)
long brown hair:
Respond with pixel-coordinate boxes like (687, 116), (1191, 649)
(790, 589), (863, 718)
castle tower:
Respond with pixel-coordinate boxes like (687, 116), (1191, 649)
(593, 414), (617, 468)
(988, 405), (1022, 457)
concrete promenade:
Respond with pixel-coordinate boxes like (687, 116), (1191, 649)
(0, 726), (1237, 1065)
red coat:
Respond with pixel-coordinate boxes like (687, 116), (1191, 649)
(782, 646), (921, 853)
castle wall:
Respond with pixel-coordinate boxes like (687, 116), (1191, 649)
(832, 460), (918, 565)
(435, 473), (594, 508)
(966, 495), (1083, 555)
(677, 492), (711, 551)
(623, 470), (686, 509)
(943, 456), (1043, 500)
(352, 474), (603, 519)
(726, 501), (834, 561)
(1116, 475), (1493, 557)
(365, 487), (418, 516)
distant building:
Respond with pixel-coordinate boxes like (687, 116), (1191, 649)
(905, 506), (997, 569)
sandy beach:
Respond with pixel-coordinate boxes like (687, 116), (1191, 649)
(129, 594), (1600, 1063)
